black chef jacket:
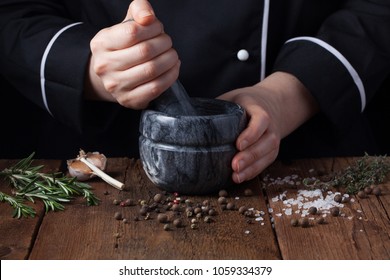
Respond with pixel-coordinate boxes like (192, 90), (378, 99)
(0, 0), (390, 159)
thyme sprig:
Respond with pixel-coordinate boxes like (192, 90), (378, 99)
(334, 154), (390, 194)
(0, 153), (100, 218)
(303, 154), (390, 194)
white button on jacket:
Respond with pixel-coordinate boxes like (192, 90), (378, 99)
(237, 49), (249, 61)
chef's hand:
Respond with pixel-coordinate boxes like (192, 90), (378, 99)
(218, 72), (319, 184)
(86, 0), (180, 109)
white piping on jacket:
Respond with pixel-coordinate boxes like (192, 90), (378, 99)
(40, 22), (83, 116)
(260, 0), (270, 81)
(286, 36), (366, 112)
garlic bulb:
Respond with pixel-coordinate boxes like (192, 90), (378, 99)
(67, 150), (107, 181)
(67, 159), (93, 181)
(67, 149), (123, 190)
(84, 151), (107, 171)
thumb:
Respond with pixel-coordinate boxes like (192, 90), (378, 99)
(125, 0), (156, 26)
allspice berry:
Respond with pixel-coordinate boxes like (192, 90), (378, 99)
(308, 206), (317, 215)
(334, 194), (342, 203)
(364, 186), (372, 195)
(171, 204), (180, 212)
(157, 213), (168, 223)
(317, 217), (325, 224)
(153, 193), (163, 203)
(300, 217), (310, 228)
(330, 206), (340, 217)
(218, 189), (228, 197)
(372, 186), (382, 196)
(226, 202), (235, 210)
(244, 188), (253, 196)
(114, 212), (122, 220)
(173, 218), (183, 228)
(218, 196), (227, 205)
(357, 190), (367, 199)
(124, 198), (135, 206)
(238, 206), (248, 215)
(290, 218), (299, 227)
(208, 208), (217, 216)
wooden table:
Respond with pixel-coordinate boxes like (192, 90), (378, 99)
(1, 157), (389, 260)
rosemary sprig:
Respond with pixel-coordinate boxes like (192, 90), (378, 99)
(0, 153), (100, 218)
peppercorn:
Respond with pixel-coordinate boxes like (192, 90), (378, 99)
(364, 186), (372, 195)
(357, 190), (367, 199)
(113, 199), (120, 205)
(171, 204), (180, 212)
(163, 224), (170, 231)
(103, 190), (109, 195)
(157, 213), (169, 223)
(290, 218), (299, 227)
(139, 206), (148, 216)
(196, 213), (203, 219)
(153, 193), (163, 203)
(300, 217), (310, 228)
(317, 217), (325, 224)
(334, 194), (342, 203)
(226, 202), (235, 210)
(204, 216), (212, 223)
(173, 218), (183, 228)
(238, 206), (248, 215)
(372, 186), (382, 196)
(208, 208), (217, 216)
(218, 196), (227, 205)
(114, 212), (122, 220)
(194, 207), (202, 214)
(124, 198), (135, 206)
(330, 206), (340, 217)
(218, 189), (228, 197)
(244, 188), (253, 196)
(308, 206), (317, 215)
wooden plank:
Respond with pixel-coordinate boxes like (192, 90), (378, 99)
(264, 157), (390, 260)
(29, 158), (281, 259)
(0, 159), (61, 260)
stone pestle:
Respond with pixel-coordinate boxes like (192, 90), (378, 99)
(152, 80), (198, 116)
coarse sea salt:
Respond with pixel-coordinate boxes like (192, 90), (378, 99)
(270, 188), (347, 217)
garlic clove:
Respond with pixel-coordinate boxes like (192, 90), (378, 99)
(67, 159), (94, 181)
(85, 152), (107, 171)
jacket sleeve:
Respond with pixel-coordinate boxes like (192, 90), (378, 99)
(272, 0), (390, 129)
(0, 0), (100, 132)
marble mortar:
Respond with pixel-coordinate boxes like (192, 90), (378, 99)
(139, 98), (247, 195)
